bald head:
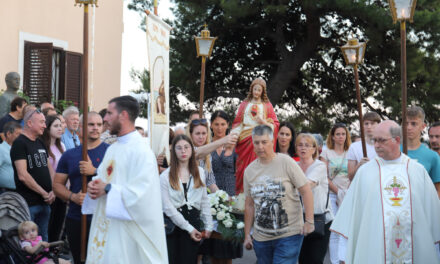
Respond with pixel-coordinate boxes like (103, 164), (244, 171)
(373, 120), (402, 160)
(78, 112), (103, 142)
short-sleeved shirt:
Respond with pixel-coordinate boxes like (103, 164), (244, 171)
(403, 144), (440, 183)
(11, 134), (51, 206)
(0, 141), (15, 189)
(0, 114), (21, 133)
(346, 141), (377, 162)
(61, 128), (80, 150)
(56, 142), (109, 220)
(244, 153), (308, 242)
(320, 148), (349, 191)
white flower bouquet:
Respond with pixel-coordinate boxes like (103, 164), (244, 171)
(208, 190), (245, 242)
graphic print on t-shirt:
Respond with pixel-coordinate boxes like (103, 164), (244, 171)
(251, 174), (288, 236)
(27, 149), (48, 168)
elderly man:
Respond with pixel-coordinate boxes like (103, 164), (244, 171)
(243, 125), (314, 264)
(61, 106), (80, 150)
(86, 96), (167, 263)
(0, 122), (22, 192)
(331, 120), (440, 264)
(11, 109), (55, 241)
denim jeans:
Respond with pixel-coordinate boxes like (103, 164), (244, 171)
(253, 234), (304, 264)
(29, 204), (51, 242)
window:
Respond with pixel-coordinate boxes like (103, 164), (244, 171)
(23, 41), (82, 107)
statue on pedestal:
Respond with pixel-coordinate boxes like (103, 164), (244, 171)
(0, 72), (20, 117)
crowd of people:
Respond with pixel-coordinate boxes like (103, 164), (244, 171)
(0, 76), (440, 264)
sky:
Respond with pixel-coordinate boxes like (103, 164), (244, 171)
(120, 0), (173, 96)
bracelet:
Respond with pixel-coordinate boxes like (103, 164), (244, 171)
(305, 219), (314, 225)
(68, 192), (73, 202)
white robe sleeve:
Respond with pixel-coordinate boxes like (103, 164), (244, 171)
(160, 172), (195, 233)
(200, 185), (213, 231)
(106, 184), (133, 221)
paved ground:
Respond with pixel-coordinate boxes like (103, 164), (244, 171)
(232, 245), (331, 264)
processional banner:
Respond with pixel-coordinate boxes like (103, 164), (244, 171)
(146, 12), (171, 161)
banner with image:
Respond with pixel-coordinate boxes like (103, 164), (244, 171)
(146, 12), (171, 161)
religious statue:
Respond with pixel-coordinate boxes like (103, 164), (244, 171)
(0, 72), (20, 117)
(156, 79), (166, 115)
(231, 77), (279, 194)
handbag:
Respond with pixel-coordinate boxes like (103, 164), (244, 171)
(164, 213), (175, 235)
(302, 184), (330, 239)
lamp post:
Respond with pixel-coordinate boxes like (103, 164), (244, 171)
(388, 0), (417, 154)
(75, 0), (97, 261)
(194, 24), (217, 118)
(341, 38), (368, 157)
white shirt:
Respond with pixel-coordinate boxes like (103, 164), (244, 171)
(160, 166), (213, 233)
(346, 141), (376, 162)
(303, 159), (333, 223)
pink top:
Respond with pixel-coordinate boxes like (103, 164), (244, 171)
(49, 143), (66, 171)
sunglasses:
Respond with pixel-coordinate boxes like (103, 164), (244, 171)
(28, 108), (42, 119)
(334, 122), (346, 128)
(191, 118), (208, 126)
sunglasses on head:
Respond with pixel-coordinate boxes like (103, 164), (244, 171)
(29, 109), (42, 119)
(334, 122), (346, 128)
(191, 118), (208, 126)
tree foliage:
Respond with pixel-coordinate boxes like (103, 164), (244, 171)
(129, 0), (440, 133)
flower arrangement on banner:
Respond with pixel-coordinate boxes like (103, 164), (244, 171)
(209, 190), (245, 242)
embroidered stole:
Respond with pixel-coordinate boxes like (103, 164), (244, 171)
(377, 156), (413, 263)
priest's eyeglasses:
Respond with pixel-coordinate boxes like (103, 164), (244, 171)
(372, 137), (394, 144)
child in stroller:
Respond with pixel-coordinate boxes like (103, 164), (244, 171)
(0, 191), (70, 264)
(18, 221), (70, 264)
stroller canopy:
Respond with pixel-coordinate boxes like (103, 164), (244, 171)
(0, 192), (30, 231)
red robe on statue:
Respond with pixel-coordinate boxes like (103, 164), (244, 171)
(231, 100), (279, 194)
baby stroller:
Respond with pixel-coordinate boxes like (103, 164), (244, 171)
(0, 191), (66, 264)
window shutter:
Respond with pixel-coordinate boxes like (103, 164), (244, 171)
(64, 51), (83, 108)
(23, 41), (53, 105)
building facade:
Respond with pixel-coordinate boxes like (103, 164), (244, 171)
(0, 0), (123, 111)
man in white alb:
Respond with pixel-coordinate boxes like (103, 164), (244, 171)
(85, 96), (167, 263)
(331, 120), (440, 263)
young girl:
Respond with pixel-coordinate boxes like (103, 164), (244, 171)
(160, 134), (213, 264)
(42, 115), (66, 242)
(18, 221), (70, 264)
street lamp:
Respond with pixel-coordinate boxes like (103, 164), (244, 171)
(388, 0), (417, 154)
(75, 0), (97, 261)
(194, 24), (217, 117)
(341, 38), (368, 158)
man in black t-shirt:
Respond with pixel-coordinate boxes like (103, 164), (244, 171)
(10, 108), (54, 241)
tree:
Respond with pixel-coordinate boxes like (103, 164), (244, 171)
(129, 0), (440, 133)
(129, 68), (150, 118)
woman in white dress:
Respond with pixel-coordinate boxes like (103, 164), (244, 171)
(320, 123), (351, 264)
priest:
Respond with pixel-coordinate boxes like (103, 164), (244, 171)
(86, 96), (167, 263)
(330, 120), (440, 264)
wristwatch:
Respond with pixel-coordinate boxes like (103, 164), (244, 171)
(104, 184), (112, 194)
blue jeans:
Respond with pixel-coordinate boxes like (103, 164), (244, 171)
(253, 234), (304, 264)
(29, 204), (51, 242)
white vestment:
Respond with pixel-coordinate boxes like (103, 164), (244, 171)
(330, 154), (440, 264)
(86, 131), (167, 264)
